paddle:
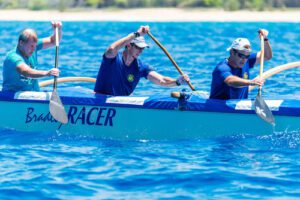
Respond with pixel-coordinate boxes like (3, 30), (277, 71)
(254, 34), (275, 125)
(147, 32), (195, 91)
(49, 26), (68, 124)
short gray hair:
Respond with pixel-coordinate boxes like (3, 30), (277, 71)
(18, 28), (38, 43)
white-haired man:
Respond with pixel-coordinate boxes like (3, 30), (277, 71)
(2, 21), (62, 92)
(209, 29), (272, 100)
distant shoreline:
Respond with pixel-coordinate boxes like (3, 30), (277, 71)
(1, 8), (300, 22)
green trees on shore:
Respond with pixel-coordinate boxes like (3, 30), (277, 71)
(1, 0), (300, 11)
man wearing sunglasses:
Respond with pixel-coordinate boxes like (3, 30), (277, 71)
(209, 29), (272, 100)
(94, 25), (189, 96)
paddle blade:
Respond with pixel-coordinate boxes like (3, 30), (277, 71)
(50, 91), (68, 124)
(254, 94), (275, 125)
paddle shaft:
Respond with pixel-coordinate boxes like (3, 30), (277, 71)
(253, 34), (275, 125)
(258, 34), (264, 95)
(147, 32), (195, 91)
(53, 27), (59, 91)
(49, 26), (68, 124)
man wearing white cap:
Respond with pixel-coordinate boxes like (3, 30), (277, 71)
(94, 25), (189, 96)
(209, 29), (272, 100)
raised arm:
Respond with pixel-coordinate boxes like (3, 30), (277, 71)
(105, 25), (149, 58)
(42, 21), (62, 49)
(255, 29), (272, 64)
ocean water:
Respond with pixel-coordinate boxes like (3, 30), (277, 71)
(0, 21), (300, 199)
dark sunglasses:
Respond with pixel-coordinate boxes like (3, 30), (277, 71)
(233, 49), (250, 59)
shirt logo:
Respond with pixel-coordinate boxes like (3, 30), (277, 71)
(243, 72), (248, 79)
(127, 74), (134, 82)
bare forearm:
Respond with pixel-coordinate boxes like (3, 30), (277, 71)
(42, 23), (62, 49)
(20, 68), (49, 78)
(42, 32), (62, 49)
(148, 73), (177, 87)
(264, 40), (272, 60)
(105, 33), (136, 57)
(157, 76), (177, 87)
(225, 75), (264, 88)
(225, 76), (252, 87)
(17, 63), (60, 79)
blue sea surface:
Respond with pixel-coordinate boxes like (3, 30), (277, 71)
(0, 21), (300, 199)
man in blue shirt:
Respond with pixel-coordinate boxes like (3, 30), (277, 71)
(2, 21), (62, 92)
(94, 25), (189, 96)
(209, 29), (273, 100)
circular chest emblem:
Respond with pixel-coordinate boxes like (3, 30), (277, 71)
(127, 74), (134, 82)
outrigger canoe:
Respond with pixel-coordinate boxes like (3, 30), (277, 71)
(0, 86), (299, 140)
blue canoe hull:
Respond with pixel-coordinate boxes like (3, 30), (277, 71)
(0, 87), (299, 140)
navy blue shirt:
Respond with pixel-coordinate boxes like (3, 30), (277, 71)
(209, 53), (257, 100)
(94, 52), (153, 96)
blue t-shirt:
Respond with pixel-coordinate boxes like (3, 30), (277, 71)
(209, 53), (257, 100)
(2, 40), (43, 92)
(94, 52), (154, 96)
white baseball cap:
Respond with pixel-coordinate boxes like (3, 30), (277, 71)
(227, 38), (251, 52)
(131, 36), (149, 48)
